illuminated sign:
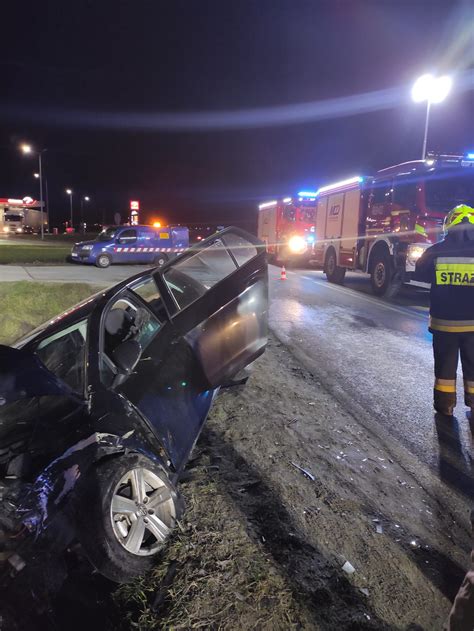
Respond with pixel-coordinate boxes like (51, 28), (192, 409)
(130, 200), (140, 210)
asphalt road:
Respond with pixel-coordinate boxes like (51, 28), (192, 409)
(269, 265), (474, 502)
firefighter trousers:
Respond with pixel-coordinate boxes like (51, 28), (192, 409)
(433, 331), (474, 413)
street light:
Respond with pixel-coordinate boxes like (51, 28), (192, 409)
(80, 195), (90, 233)
(20, 144), (46, 239)
(33, 173), (39, 179)
(411, 73), (452, 159)
(66, 189), (73, 228)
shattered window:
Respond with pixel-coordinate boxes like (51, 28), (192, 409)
(222, 233), (258, 267)
(35, 320), (88, 394)
(164, 239), (237, 309)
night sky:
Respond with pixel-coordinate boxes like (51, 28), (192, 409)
(1, 0), (473, 229)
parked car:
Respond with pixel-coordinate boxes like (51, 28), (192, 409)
(70, 224), (190, 268)
(0, 228), (267, 593)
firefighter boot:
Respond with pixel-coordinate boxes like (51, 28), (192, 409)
(434, 382), (456, 417)
(464, 380), (474, 418)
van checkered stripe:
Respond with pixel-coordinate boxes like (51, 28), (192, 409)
(113, 247), (186, 253)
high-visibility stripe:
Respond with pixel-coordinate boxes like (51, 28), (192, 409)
(464, 380), (474, 394)
(430, 316), (474, 333)
(434, 379), (456, 393)
(415, 223), (426, 235)
(438, 257), (474, 264)
(435, 261), (474, 286)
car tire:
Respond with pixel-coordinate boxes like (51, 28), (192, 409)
(154, 253), (169, 267)
(370, 251), (401, 297)
(76, 454), (180, 583)
(96, 253), (112, 268)
(325, 249), (346, 284)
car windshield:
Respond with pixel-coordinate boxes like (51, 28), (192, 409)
(425, 170), (474, 213)
(97, 227), (117, 241)
(5, 214), (23, 222)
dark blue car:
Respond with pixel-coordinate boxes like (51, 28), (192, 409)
(71, 224), (189, 268)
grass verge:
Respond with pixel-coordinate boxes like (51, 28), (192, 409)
(0, 244), (71, 264)
(114, 445), (313, 631)
(0, 281), (101, 345)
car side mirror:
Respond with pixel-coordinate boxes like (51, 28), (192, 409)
(111, 340), (141, 379)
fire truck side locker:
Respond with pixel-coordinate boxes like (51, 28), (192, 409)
(257, 205), (277, 256)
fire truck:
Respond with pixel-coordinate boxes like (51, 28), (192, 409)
(311, 153), (474, 297)
(0, 197), (46, 234)
(257, 191), (317, 263)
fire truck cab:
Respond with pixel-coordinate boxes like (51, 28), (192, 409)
(312, 153), (474, 297)
(257, 192), (317, 264)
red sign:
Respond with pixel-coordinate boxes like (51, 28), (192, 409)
(130, 200), (140, 210)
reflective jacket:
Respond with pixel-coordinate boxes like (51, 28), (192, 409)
(414, 234), (474, 332)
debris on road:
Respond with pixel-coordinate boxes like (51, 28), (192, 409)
(290, 461), (315, 481)
(342, 560), (356, 575)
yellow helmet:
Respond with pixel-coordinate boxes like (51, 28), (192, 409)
(444, 204), (474, 233)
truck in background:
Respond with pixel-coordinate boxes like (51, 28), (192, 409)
(0, 197), (47, 234)
(312, 153), (474, 297)
(257, 191), (317, 264)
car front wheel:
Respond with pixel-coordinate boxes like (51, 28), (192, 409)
(76, 454), (179, 582)
(96, 253), (112, 268)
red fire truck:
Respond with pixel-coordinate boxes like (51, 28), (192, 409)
(311, 153), (474, 297)
(257, 192), (317, 264)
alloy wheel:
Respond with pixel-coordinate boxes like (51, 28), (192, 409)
(110, 467), (176, 556)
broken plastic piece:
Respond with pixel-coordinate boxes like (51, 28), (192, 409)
(290, 461), (315, 481)
(342, 561), (355, 574)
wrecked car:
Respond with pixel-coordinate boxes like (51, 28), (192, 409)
(0, 228), (267, 592)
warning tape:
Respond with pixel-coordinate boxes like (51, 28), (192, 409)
(113, 247), (186, 253)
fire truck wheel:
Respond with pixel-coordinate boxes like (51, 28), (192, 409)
(325, 250), (346, 284)
(96, 254), (112, 268)
(370, 252), (401, 297)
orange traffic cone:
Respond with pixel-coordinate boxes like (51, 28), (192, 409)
(280, 265), (287, 280)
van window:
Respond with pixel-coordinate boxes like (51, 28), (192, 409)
(371, 180), (392, 205)
(118, 229), (137, 244)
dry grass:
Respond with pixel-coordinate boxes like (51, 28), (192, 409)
(114, 450), (309, 631)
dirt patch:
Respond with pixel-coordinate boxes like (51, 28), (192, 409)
(111, 336), (470, 630)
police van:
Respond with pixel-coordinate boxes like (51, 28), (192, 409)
(71, 224), (189, 268)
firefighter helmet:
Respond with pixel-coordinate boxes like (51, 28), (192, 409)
(444, 204), (474, 234)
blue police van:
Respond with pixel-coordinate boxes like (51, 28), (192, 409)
(71, 225), (189, 268)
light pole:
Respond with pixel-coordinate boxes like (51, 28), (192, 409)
(80, 195), (90, 233)
(411, 73), (452, 159)
(20, 144), (46, 239)
(66, 189), (73, 228)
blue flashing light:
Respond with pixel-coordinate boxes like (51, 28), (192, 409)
(298, 191), (318, 198)
(466, 153), (474, 160)
(306, 235), (315, 243)
(358, 176), (364, 182)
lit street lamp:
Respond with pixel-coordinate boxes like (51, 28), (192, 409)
(66, 189), (73, 228)
(80, 195), (90, 233)
(20, 144), (47, 239)
(411, 73), (452, 159)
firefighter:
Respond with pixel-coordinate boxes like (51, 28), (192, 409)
(415, 204), (474, 416)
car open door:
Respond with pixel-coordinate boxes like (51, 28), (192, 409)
(153, 227), (268, 389)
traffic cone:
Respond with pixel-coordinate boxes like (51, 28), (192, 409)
(280, 265), (287, 280)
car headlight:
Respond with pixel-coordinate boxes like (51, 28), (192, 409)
(81, 244), (93, 251)
(3, 226), (10, 233)
(407, 244), (426, 266)
(288, 235), (306, 253)
(16, 228), (23, 233)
